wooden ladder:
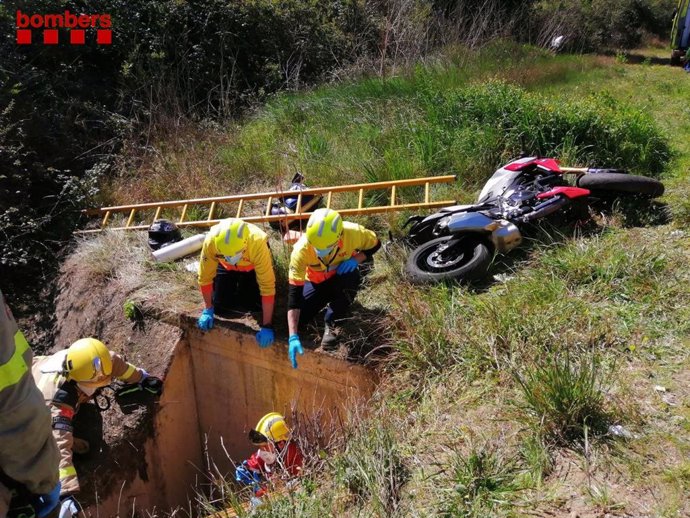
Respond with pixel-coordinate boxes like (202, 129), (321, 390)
(78, 175), (457, 233)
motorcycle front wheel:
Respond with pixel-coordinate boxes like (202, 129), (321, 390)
(577, 172), (664, 198)
(405, 235), (492, 284)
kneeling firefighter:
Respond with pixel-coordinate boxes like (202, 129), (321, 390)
(235, 412), (303, 505)
(32, 338), (163, 517)
(197, 218), (276, 348)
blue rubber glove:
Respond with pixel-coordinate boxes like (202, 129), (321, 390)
(288, 334), (304, 369)
(336, 257), (359, 275)
(197, 308), (214, 331)
(236, 462), (262, 485)
(256, 327), (274, 348)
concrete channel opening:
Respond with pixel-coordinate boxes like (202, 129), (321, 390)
(88, 321), (377, 516)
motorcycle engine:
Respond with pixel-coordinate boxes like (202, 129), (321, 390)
(500, 174), (564, 218)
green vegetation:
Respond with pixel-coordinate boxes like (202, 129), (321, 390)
(440, 444), (524, 517)
(108, 45), (671, 209)
(72, 43), (690, 516)
(515, 353), (610, 445)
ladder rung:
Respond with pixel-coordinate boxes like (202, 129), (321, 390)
(101, 210), (111, 228)
(126, 209), (136, 228)
(154, 206), (162, 221)
(424, 182), (430, 204)
(235, 200), (242, 218)
(179, 204), (188, 223)
(358, 189), (363, 209)
(264, 197), (272, 217)
(390, 185), (396, 207)
(326, 191), (332, 208)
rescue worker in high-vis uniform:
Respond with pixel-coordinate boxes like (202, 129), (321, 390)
(32, 338), (163, 517)
(196, 218), (276, 348)
(0, 289), (61, 518)
(235, 412), (303, 507)
(287, 208), (380, 368)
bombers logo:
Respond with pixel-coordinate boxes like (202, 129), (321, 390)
(16, 10), (112, 45)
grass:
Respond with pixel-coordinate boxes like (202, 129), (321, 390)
(76, 42), (690, 517)
(514, 352), (610, 445)
(439, 444), (524, 517)
(72, 230), (201, 316)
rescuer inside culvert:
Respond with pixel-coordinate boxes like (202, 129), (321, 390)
(196, 218), (276, 348)
(32, 338), (163, 518)
(0, 289), (61, 518)
(235, 412), (303, 505)
(286, 208), (380, 368)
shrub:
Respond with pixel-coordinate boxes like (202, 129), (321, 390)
(532, 0), (677, 52)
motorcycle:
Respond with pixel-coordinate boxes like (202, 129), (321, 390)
(403, 156), (665, 284)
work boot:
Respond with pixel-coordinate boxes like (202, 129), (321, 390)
(321, 321), (339, 351)
(72, 437), (90, 455)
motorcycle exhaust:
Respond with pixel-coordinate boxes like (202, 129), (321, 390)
(436, 213), (522, 254)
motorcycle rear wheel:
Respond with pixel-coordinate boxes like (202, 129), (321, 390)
(577, 172), (664, 198)
(405, 235), (492, 284)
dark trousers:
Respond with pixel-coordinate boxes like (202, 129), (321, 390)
(213, 267), (261, 313)
(299, 270), (362, 328)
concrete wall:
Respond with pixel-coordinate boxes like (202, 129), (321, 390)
(188, 325), (378, 476)
(87, 338), (203, 516)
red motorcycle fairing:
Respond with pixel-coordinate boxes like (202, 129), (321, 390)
(536, 186), (590, 200)
(504, 157), (562, 173)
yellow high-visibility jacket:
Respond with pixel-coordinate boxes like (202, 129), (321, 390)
(32, 352), (144, 496)
(288, 222), (378, 286)
(198, 221), (276, 298)
(0, 289), (59, 514)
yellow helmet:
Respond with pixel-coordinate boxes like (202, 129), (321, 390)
(249, 412), (291, 444)
(214, 219), (250, 257)
(305, 208), (343, 251)
(64, 338), (113, 382)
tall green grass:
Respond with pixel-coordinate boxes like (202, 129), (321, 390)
(111, 45), (667, 211)
(386, 228), (689, 381)
(514, 353), (610, 445)
(439, 445), (524, 517)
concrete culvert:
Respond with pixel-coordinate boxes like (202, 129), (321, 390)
(78, 320), (377, 516)
(49, 235), (378, 516)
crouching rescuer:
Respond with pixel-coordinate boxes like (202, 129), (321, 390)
(235, 412), (303, 505)
(286, 208), (380, 368)
(197, 218), (276, 348)
(32, 338), (163, 517)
